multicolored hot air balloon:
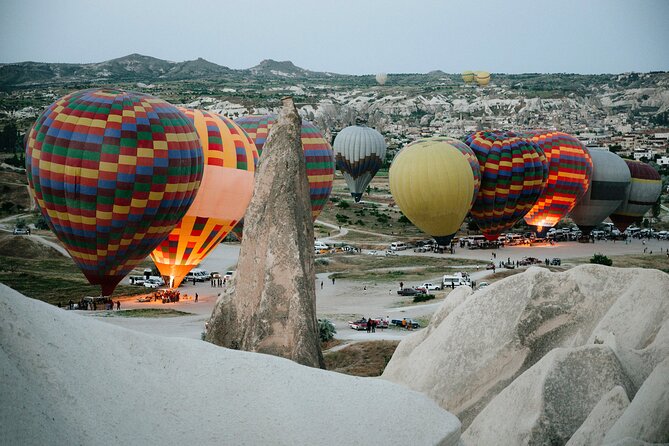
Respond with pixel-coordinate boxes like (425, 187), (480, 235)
(234, 114), (335, 220)
(569, 149), (631, 235)
(462, 71), (475, 83)
(465, 130), (548, 240)
(520, 130), (593, 232)
(475, 71), (491, 86)
(25, 88), (203, 295)
(150, 109), (258, 288)
(609, 160), (662, 231)
(390, 137), (480, 245)
(333, 125), (387, 202)
(376, 73), (388, 85)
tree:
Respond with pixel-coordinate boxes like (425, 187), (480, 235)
(318, 319), (336, 342)
(590, 253), (612, 266)
(0, 122), (19, 152)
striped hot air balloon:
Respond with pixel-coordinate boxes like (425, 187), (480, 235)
(150, 109), (258, 288)
(390, 137), (480, 245)
(609, 160), (662, 231)
(475, 71), (491, 86)
(520, 130), (593, 232)
(25, 88), (203, 296)
(234, 114), (335, 220)
(462, 71), (475, 83)
(465, 130), (548, 240)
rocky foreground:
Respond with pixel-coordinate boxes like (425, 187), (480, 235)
(382, 264), (669, 445)
(0, 284), (459, 446)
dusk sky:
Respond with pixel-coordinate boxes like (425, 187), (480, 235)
(1, 0), (668, 74)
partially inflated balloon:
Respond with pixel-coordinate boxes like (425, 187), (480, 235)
(376, 73), (388, 85)
(26, 88), (203, 295)
(390, 137), (480, 245)
(333, 125), (387, 202)
(462, 71), (475, 83)
(520, 130), (593, 231)
(609, 160), (661, 231)
(150, 109), (258, 288)
(569, 149), (631, 235)
(465, 131), (548, 240)
(475, 71), (491, 86)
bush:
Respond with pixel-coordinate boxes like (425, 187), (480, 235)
(413, 294), (436, 303)
(335, 213), (350, 223)
(318, 319), (336, 342)
(337, 200), (350, 209)
(590, 253), (612, 266)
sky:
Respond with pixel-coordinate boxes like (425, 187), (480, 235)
(1, 0), (668, 75)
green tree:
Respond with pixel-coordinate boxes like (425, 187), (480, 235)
(318, 319), (336, 342)
(590, 253), (612, 266)
(0, 122), (19, 152)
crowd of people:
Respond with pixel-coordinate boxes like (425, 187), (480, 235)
(63, 298), (120, 311)
(153, 289), (182, 303)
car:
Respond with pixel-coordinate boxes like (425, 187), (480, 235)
(348, 318), (389, 330)
(397, 287), (425, 296)
(550, 258), (562, 266)
(12, 227), (30, 235)
(128, 276), (146, 285)
(477, 281), (489, 290)
(224, 271), (234, 280)
(384, 250), (398, 256)
(143, 278), (163, 288)
(210, 271), (221, 279)
(420, 282), (441, 291)
(390, 318), (421, 329)
(519, 257), (542, 266)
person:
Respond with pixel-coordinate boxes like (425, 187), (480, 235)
(401, 318), (407, 329)
(492, 265), (496, 273)
(366, 318), (372, 333)
(332, 277), (335, 285)
(320, 281), (323, 289)
(195, 293), (198, 302)
(116, 300), (120, 310)
(371, 319), (376, 333)
(399, 281), (404, 290)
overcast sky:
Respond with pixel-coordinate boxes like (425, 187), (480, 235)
(1, 0), (668, 74)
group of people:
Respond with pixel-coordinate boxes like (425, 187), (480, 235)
(210, 277), (227, 287)
(153, 289), (181, 303)
(63, 298), (120, 311)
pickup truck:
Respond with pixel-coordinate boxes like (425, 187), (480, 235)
(419, 282), (441, 291)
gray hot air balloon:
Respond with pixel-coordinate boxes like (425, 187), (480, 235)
(333, 125), (387, 202)
(569, 148), (631, 235)
(376, 73), (388, 85)
(609, 160), (662, 231)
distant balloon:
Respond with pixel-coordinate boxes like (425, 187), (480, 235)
(465, 131), (548, 240)
(234, 114), (335, 220)
(475, 71), (491, 86)
(569, 149), (631, 235)
(609, 160), (662, 232)
(150, 108), (258, 288)
(461, 71), (475, 83)
(333, 125), (387, 202)
(390, 137), (480, 245)
(520, 130), (593, 232)
(25, 88), (203, 296)
(376, 73), (388, 85)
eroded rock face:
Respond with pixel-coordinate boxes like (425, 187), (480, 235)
(205, 97), (323, 368)
(566, 386), (630, 446)
(382, 265), (669, 430)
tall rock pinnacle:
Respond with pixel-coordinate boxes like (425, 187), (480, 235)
(205, 97), (324, 368)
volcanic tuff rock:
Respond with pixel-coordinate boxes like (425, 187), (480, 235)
(566, 386), (630, 446)
(0, 284), (461, 446)
(382, 265), (669, 438)
(205, 97), (323, 368)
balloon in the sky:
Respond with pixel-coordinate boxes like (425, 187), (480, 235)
(150, 108), (258, 288)
(333, 125), (387, 202)
(462, 71), (475, 83)
(465, 130), (548, 240)
(376, 73), (388, 85)
(234, 114), (335, 220)
(25, 88), (203, 295)
(520, 130), (593, 231)
(390, 137), (480, 245)
(475, 71), (491, 86)
(569, 148), (631, 235)
(609, 160), (662, 232)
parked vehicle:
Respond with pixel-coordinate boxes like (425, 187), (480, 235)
(128, 275), (146, 285)
(389, 242), (408, 251)
(143, 278), (163, 289)
(390, 318), (420, 329)
(185, 269), (208, 282)
(420, 282), (441, 291)
(225, 271), (234, 280)
(550, 258), (562, 266)
(348, 318), (389, 330)
(12, 227), (30, 235)
(384, 250), (398, 257)
(314, 241), (329, 251)
(477, 281), (489, 290)
(397, 287), (423, 296)
(442, 272), (471, 288)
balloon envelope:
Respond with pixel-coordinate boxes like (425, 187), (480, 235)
(390, 137), (480, 245)
(25, 88), (203, 295)
(150, 108), (258, 288)
(376, 73), (388, 85)
(609, 160), (662, 231)
(465, 131), (548, 240)
(475, 71), (491, 86)
(462, 71), (475, 83)
(569, 149), (631, 234)
(520, 130), (593, 231)
(333, 125), (387, 202)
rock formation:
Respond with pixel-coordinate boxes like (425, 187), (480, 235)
(0, 284), (461, 445)
(205, 97), (323, 368)
(382, 265), (669, 443)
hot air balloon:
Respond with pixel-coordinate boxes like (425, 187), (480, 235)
(333, 125), (387, 202)
(465, 131), (548, 240)
(376, 73), (388, 85)
(234, 114), (335, 220)
(25, 88), (203, 296)
(520, 130), (593, 233)
(150, 108), (258, 288)
(609, 160), (662, 231)
(462, 71), (475, 83)
(475, 71), (491, 86)
(569, 148), (631, 235)
(390, 137), (480, 245)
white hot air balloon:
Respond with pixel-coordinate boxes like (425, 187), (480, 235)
(376, 73), (388, 85)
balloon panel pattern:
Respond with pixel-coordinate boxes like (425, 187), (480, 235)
(150, 109), (258, 288)
(25, 88), (203, 295)
(609, 159), (662, 231)
(520, 130), (593, 229)
(465, 131), (548, 240)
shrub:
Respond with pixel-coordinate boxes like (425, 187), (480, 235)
(590, 253), (612, 266)
(335, 213), (350, 223)
(337, 200), (350, 209)
(413, 294), (436, 303)
(318, 319), (336, 342)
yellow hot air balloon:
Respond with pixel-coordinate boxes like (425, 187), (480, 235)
(475, 71), (491, 86)
(150, 108), (258, 288)
(462, 71), (475, 83)
(389, 137), (480, 245)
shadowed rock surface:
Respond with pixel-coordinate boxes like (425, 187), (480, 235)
(205, 97), (323, 368)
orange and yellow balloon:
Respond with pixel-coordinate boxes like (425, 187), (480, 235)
(150, 108), (258, 288)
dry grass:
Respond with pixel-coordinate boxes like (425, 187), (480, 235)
(570, 253), (669, 273)
(324, 340), (400, 377)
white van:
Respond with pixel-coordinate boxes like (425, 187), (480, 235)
(314, 241), (329, 251)
(389, 242), (408, 251)
(442, 272), (471, 288)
